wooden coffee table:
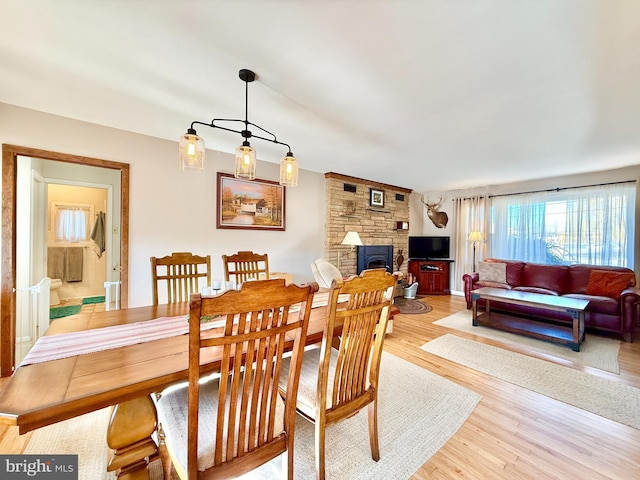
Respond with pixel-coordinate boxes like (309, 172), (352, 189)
(471, 287), (589, 351)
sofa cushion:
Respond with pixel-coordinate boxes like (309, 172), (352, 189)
(585, 270), (636, 298)
(513, 286), (560, 296)
(478, 262), (506, 283)
(476, 281), (512, 290)
(568, 264), (637, 294)
(563, 293), (620, 316)
(522, 263), (569, 293)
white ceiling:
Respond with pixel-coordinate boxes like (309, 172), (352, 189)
(2, 1), (639, 193)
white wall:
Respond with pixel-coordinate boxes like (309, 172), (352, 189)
(1, 103), (326, 307)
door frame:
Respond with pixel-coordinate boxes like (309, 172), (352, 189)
(1, 144), (130, 376)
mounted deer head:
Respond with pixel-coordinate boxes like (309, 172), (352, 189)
(420, 194), (449, 228)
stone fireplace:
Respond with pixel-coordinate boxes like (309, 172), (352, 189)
(324, 172), (412, 276)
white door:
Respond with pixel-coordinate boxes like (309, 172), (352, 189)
(15, 158), (47, 363)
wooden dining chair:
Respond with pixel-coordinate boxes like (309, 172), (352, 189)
(279, 268), (397, 480)
(222, 250), (270, 285)
(150, 252), (211, 305)
(156, 279), (319, 479)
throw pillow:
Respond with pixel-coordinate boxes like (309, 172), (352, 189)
(585, 270), (635, 298)
(476, 280), (512, 290)
(478, 261), (507, 284)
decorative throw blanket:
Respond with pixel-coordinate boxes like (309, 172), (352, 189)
(19, 292), (344, 368)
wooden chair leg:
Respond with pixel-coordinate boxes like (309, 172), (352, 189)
(315, 420), (326, 480)
(368, 400), (380, 461)
(285, 448), (294, 480)
(156, 423), (174, 480)
(282, 431), (295, 480)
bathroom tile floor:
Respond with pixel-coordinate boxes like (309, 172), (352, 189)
(53, 298), (106, 317)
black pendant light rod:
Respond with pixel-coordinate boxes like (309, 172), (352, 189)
(187, 69), (294, 155)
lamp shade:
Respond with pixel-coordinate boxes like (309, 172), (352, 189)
(279, 153), (298, 187)
(179, 130), (205, 172)
(341, 231), (363, 248)
(468, 231), (484, 242)
(234, 143), (256, 179)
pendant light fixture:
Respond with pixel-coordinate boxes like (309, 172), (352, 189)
(179, 69), (299, 186)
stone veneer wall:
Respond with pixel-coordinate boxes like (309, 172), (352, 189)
(324, 172), (412, 277)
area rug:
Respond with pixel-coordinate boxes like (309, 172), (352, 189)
(82, 295), (105, 304)
(24, 407), (114, 479)
(394, 297), (433, 314)
(49, 304), (81, 320)
(433, 310), (620, 374)
(421, 334), (640, 430)
(24, 352), (481, 480)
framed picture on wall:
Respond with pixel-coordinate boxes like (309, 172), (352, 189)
(369, 188), (385, 208)
(216, 172), (286, 231)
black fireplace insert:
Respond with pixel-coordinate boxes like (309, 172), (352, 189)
(356, 245), (393, 274)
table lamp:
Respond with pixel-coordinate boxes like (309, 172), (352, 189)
(338, 231), (363, 270)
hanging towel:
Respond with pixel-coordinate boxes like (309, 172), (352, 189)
(47, 247), (65, 279)
(90, 211), (106, 258)
(65, 247), (84, 282)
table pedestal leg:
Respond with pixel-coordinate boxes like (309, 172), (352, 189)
(106, 395), (158, 479)
(472, 292), (479, 325)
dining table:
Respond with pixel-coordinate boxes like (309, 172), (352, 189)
(0, 291), (344, 479)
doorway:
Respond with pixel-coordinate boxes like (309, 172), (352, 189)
(1, 144), (130, 376)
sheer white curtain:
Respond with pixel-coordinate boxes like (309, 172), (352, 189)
(489, 182), (635, 267)
(56, 208), (88, 243)
(490, 191), (549, 262)
(452, 194), (488, 291)
(563, 183), (635, 266)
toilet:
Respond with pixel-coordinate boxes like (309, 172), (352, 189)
(50, 279), (63, 306)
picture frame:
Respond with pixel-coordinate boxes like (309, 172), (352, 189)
(217, 172), (286, 231)
(369, 188), (385, 208)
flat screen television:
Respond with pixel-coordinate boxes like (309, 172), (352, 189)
(408, 236), (450, 260)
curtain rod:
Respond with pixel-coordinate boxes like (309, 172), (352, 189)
(488, 179), (636, 198)
(458, 179), (636, 200)
(458, 180), (636, 201)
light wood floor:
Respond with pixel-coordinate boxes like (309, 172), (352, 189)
(1, 295), (639, 479)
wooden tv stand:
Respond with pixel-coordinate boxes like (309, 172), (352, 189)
(408, 259), (452, 295)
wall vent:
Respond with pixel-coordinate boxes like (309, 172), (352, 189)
(343, 183), (357, 193)
(395, 193), (405, 201)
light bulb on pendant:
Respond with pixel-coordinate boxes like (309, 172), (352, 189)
(178, 128), (205, 172)
(234, 141), (256, 179)
(279, 152), (298, 187)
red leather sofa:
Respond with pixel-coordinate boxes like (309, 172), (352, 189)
(463, 258), (640, 342)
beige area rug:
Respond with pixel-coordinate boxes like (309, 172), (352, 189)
(421, 334), (640, 430)
(433, 309), (620, 374)
(24, 352), (480, 480)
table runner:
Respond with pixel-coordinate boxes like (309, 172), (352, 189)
(19, 291), (341, 368)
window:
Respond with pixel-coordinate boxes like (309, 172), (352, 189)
(489, 183), (635, 267)
(54, 204), (91, 243)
